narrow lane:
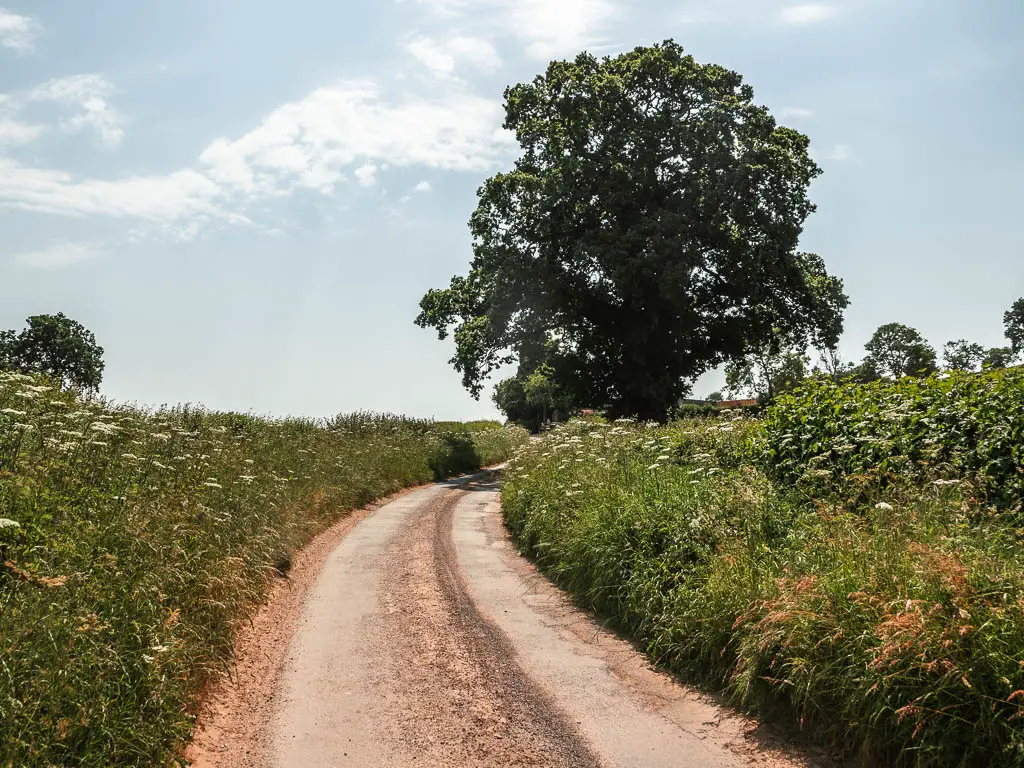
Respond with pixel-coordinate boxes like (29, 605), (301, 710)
(260, 472), (814, 768)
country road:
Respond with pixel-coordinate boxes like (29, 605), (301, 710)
(189, 471), (818, 768)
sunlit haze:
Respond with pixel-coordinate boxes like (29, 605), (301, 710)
(1, 0), (1021, 418)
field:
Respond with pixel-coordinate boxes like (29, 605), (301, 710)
(503, 368), (1024, 766)
(0, 370), (528, 767)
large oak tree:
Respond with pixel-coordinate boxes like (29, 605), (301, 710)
(417, 41), (847, 420)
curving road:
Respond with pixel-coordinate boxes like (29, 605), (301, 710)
(194, 471), (815, 768)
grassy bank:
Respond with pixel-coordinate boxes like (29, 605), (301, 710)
(503, 412), (1024, 765)
(0, 371), (528, 767)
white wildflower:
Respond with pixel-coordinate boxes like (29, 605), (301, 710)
(1, 408), (26, 416)
(0, 518), (20, 529)
(203, 482), (223, 489)
(874, 502), (894, 512)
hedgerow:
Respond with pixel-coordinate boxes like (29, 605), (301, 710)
(503, 414), (1024, 765)
(0, 371), (527, 767)
(759, 367), (1024, 511)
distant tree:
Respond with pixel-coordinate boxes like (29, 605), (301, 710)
(0, 330), (15, 370)
(983, 346), (1017, 370)
(943, 339), (986, 372)
(416, 41), (848, 421)
(0, 313), (104, 390)
(849, 358), (882, 383)
(493, 364), (575, 431)
(863, 323), (937, 379)
(493, 377), (534, 430)
(1005, 298), (1024, 356)
(814, 346), (846, 379)
(523, 365), (558, 425)
(725, 341), (809, 402)
(705, 391), (724, 403)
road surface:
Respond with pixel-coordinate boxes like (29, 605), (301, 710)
(190, 471), (815, 768)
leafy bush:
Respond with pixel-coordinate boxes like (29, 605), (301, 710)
(0, 372), (528, 766)
(673, 403), (721, 419)
(760, 367), (1024, 511)
(503, 417), (1024, 765)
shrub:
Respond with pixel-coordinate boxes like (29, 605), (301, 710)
(759, 367), (1024, 511)
(503, 417), (1024, 765)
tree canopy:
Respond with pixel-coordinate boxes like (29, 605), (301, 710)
(1006, 298), (1024, 356)
(416, 41), (848, 420)
(863, 323), (937, 380)
(983, 346), (1016, 370)
(0, 313), (105, 390)
(724, 341), (809, 402)
(492, 365), (574, 432)
(943, 339), (985, 372)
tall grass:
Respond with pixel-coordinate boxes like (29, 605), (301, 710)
(503, 415), (1024, 765)
(0, 371), (528, 767)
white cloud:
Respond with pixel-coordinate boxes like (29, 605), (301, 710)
(199, 80), (512, 197)
(31, 75), (124, 147)
(780, 106), (814, 119)
(407, 0), (469, 16)
(509, 0), (616, 59)
(13, 241), (105, 269)
(0, 9), (37, 54)
(355, 163), (378, 187)
(0, 77), (511, 231)
(414, 180), (432, 192)
(780, 4), (837, 25)
(407, 36), (503, 78)
(406, 0), (616, 60)
(0, 159), (225, 220)
(0, 119), (44, 146)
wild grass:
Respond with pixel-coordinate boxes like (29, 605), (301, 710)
(503, 414), (1024, 766)
(0, 371), (528, 767)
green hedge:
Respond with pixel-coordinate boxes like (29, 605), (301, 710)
(504, 417), (1024, 766)
(760, 368), (1024, 510)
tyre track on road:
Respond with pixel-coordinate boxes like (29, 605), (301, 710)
(371, 477), (599, 767)
(189, 471), (822, 768)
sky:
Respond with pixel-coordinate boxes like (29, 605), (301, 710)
(1, 0), (1022, 420)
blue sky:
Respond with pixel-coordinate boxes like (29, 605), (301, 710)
(1, 0), (1022, 419)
